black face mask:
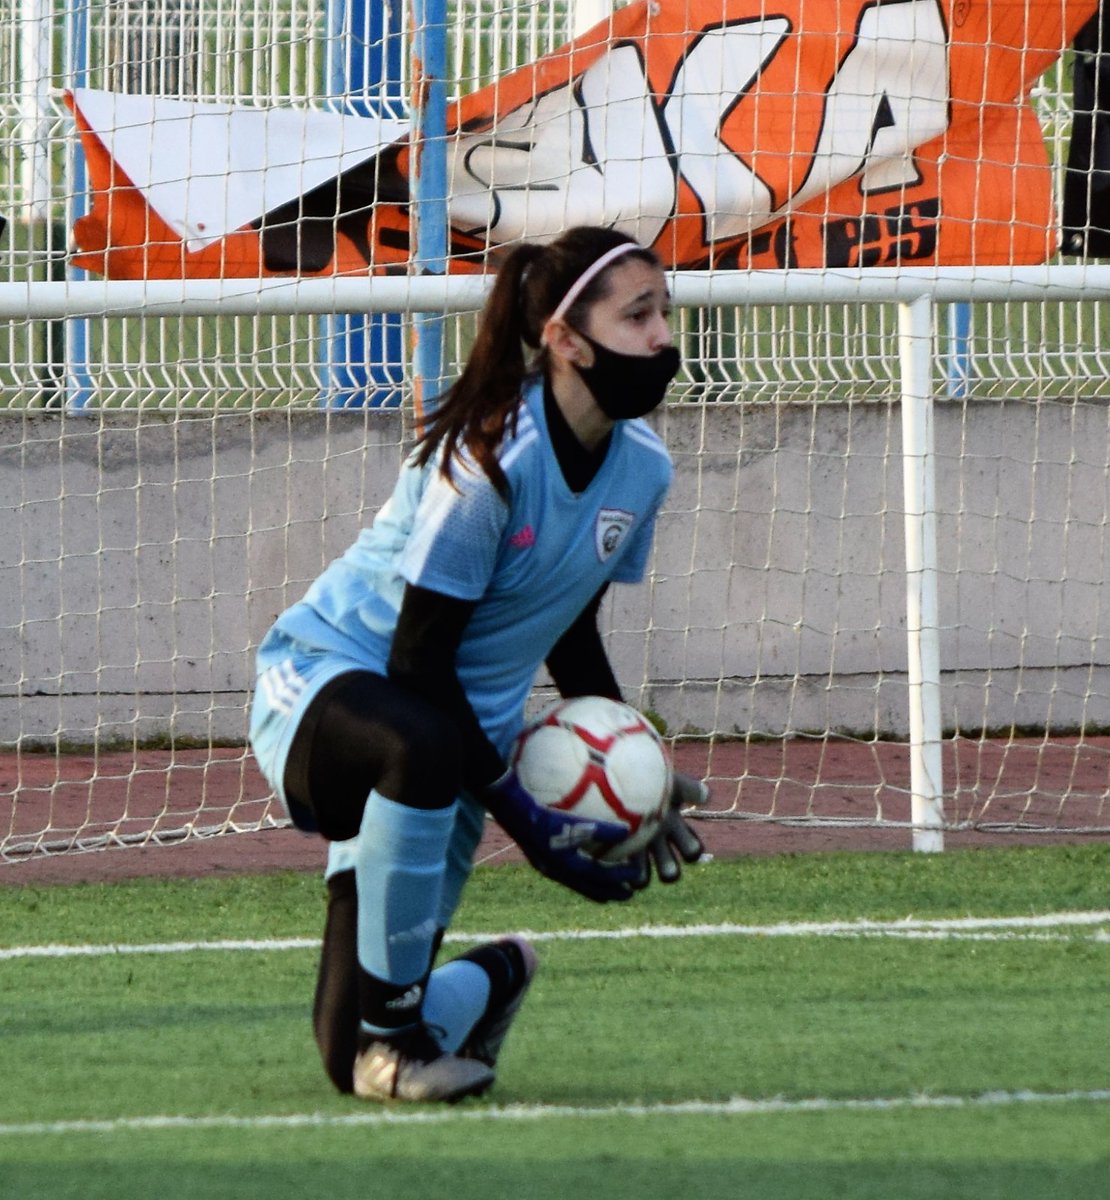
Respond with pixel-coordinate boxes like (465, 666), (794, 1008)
(573, 331), (681, 420)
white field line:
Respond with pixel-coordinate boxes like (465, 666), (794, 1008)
(1, 1088), (1108, 1138)
(2, 911), (1108, 960)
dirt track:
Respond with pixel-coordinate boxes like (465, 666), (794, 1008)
(3, 736), (1107, 886)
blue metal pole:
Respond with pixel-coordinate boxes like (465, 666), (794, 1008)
(410, 0), (448, 426)
(319, 0), (404, 408)
(945, 302), (972, 400)
(64, 0), (95, 408)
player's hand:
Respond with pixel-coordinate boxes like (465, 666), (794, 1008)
(644, 772), (711, 884)
(483, 770), (643, 903)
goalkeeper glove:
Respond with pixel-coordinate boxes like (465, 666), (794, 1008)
(483, 770), (644, 904)
(643, 771), (710, 884)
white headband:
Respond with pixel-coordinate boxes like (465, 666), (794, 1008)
(549, 242), (641, 324)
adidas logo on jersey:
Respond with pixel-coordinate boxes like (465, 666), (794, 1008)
(509, 524), (536, 548)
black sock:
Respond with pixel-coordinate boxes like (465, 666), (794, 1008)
(357, 966), (429, 1040)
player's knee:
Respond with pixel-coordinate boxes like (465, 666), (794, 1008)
(381, 706), (463, 809)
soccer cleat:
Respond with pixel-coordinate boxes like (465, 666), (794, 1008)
(352, 1024), (494, 1103)
(459, 936), (539, 1068)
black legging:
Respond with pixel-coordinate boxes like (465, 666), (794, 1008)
(283, 670), (464, 841)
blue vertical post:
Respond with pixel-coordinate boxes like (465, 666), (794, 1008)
(64, 0), (95, 408)
(410, 0), (448, 426)
(945, 302), (971, 400)
(320, 0), (405, 407)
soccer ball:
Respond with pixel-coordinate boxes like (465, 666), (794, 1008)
(511, 696), (673, 861)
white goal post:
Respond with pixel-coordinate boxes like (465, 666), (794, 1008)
(5, 270), (1110, 860)
(4, 0), (1110, 862)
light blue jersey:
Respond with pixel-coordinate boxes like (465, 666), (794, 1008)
(251, 376), (672, 804)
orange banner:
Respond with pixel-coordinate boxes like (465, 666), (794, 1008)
(69, 0), (1098, 278)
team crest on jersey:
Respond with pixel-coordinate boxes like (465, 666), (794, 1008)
(595, 508), (635, 562)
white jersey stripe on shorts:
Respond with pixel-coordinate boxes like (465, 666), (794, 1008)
(260, 658), (309, 716)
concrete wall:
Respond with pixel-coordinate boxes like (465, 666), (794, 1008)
(4, 399), (1110, 745)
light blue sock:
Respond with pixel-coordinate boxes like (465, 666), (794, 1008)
(354, 791), (456, 986)
(424, 960), (492, 1053)
(325, 836), (358, 880)
(438, 797), (486, 927)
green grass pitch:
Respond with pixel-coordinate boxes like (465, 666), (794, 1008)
(1, 844), (1108, 1200)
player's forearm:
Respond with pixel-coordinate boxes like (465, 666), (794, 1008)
(544, 585), (621, 701)
(388, 583), (506, 791)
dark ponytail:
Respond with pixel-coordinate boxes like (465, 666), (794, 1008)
(413, 242), (544, 496)
(415, 227), (657, 496)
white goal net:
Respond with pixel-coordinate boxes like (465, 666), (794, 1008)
(2, 0), (1110, 862)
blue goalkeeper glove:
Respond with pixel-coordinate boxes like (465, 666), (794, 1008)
(483, 770), (645, 903)
(642, 772), (710, 884)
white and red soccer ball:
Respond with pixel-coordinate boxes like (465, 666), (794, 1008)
(511, 696), (673, 861)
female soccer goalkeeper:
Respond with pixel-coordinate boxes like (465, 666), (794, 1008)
(249, 226), (707, 1105)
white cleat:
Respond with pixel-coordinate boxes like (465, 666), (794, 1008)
(353, 1025), (494, 1103)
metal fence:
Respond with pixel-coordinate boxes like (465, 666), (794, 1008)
(1, 1), (1107, 410)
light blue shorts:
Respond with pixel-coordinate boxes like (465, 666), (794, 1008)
(249, 626), (488, 922)
(249, 627), (373, 815)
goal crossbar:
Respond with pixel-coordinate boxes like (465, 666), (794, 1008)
(3, 266), (1110, 319)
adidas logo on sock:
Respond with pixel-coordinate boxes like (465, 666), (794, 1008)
(385, 983), (424, 1012)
